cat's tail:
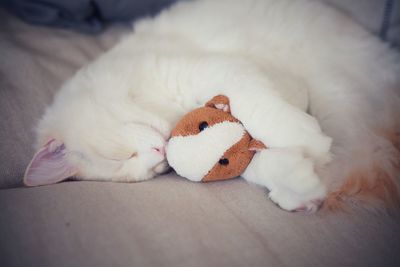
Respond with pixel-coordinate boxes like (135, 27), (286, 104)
(322, 133), (400, 213)
(321, 95), (400, 213)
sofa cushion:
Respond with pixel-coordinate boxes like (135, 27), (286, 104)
(0, 177), (399, 267)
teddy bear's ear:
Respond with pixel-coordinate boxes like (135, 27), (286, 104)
(205, 95), (230, 113)
(248, 139), (267, 152)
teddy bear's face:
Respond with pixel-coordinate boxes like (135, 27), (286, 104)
(202, 132), (255, 181)
(169, 106), (255, 181)
(167, 98), (265, 182)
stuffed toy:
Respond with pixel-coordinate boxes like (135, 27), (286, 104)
(166, 95), (266, 182)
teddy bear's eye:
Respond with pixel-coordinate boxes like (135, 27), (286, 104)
(219, 158), (229, 165)
(199, 121), (209, 132)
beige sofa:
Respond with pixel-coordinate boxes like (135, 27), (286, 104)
(1, 2), (399, 266)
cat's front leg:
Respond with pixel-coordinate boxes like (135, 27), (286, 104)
(242, 148), (326, 212)
(191, 56), (331, 164)
(225, 89), (332, 165)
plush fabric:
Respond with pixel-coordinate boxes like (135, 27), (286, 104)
(168, 95), (266, 182)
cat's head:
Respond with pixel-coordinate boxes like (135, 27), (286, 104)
(24, 100), (171, 186)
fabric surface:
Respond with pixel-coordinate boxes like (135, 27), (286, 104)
(0, 177), (400, 267)
(0, 0), (177, 33)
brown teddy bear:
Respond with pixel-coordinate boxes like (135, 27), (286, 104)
(166, 95), (266, 182)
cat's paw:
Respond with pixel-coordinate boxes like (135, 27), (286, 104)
(242, 147), (327, 212)
(268, 183), (326, 213)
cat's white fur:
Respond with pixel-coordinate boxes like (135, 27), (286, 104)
(29, 0), (400, 211)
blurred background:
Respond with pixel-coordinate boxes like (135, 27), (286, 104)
(0, 0), (399, 46)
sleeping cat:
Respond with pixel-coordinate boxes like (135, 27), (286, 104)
(24, 0), (400, 212)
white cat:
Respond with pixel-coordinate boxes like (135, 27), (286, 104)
(24, 0), (400, 212)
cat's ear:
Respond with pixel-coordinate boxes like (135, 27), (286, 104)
(205, 95), (230, 113)
(248, 139), (267, 152)
(24, 139), (78, 186)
